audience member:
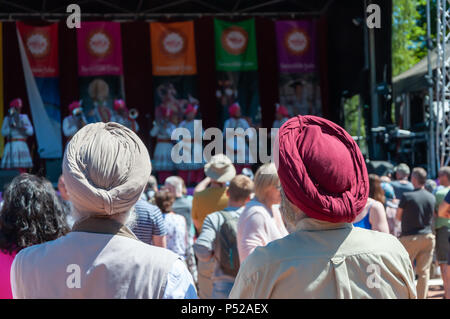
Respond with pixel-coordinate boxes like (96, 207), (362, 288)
(435, 167), (450, 298)
(353, 174), (390, 233)
(229, 115), (416, 299)
(425, 179), (437, 194)
(0, 174), (70, 299)
(194, 175), (254, 298)
(391, 163), (414, 200)
(164, 176), (197, 283)
(192, 154), (235, 299)
(155, 190), (189, 260)
(396, 167), (435, 299)
(131, 197), (167, 248)
(142, 175), (159, 203)
(10, 123), (196, 298)
(237, 163), (288, 263)
(438, 191), (450, 299)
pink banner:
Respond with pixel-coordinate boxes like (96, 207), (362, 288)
(77, 22), (123, 76)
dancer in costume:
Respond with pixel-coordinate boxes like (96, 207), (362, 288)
(62, 101), (87, 141)
(272, 104), (290, 128)
(150, 106), (177, 184)
(1, 98), (34, 173)
(110, 99), (139, 133)
(223, 103), (255, 174)
(176, 104), (204, 186)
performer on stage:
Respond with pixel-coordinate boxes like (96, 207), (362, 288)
(176, 104), (204, 186)
(110, 99), (139, 133)
(223, 103), (255, 174)
(1, 98), (34, 173)
(272, 104), (290, 128)
(150, 106), (177, 184)
(92, 100), (112, 123)
(63, 101), (87, 141)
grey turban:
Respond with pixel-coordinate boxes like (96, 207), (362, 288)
(63, 122), (151, 216)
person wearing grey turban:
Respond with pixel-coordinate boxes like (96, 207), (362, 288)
(10, 122), (197, 299)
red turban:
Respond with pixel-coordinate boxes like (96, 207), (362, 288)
(228, 103), (240, 117)
(10, 98), (23, 109)
(184, 104), (197, 115)
(277, 115), (369, 223)
(114, 99), (126, 111)
(276, 104), (289, 117)
(68, 101), (81, 113)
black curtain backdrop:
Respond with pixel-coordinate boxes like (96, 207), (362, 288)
(121, 22), (154, 151)
(2, 4), (392, 171)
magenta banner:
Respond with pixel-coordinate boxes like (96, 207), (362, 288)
(275, 20), (317, 74)
(77, 22), (123, 76)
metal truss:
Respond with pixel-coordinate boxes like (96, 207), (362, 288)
(435, 0), (450, 169)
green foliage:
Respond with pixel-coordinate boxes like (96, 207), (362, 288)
(343, 95), (368, 155)
(392, 0), (429, 77)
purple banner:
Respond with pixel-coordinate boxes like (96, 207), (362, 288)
(275, 20), (317, 73)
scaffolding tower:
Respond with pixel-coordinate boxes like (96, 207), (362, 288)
(435, 0), (450, 170)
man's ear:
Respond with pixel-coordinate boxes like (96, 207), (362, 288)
(226, 189), (230, 197)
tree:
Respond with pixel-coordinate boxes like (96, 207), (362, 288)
(392, 0), (427, 77)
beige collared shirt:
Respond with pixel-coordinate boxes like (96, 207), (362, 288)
(11, 217), (196, 299)
(229, 218), (417, 299)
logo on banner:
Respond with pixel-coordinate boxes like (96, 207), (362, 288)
(25, 31), (50, 58)
(285, 28), (309, 55)
(221, 26), (248, 55)
(87, 29), (112, 58)
(160, 29), (186, 57)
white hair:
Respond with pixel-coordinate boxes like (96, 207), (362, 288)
(279, 188), (307, 232)
(164, 176), (184, 198)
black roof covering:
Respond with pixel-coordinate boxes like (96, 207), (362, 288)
(0, 0), (333, 19)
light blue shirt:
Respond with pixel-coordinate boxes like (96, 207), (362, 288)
(164, 259), (198, 299)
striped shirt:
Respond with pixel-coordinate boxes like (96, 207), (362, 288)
(131, 199), (167, 245)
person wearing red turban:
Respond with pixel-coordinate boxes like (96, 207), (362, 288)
(62, 101), (87, 142)
(229, 115), (417, 299)
(1, 98), (34, 173)
(110, 99), (139, 133)
(272, 104), (289, 129)
(176, 104), (205, 186)
(223, 103), (255, 174)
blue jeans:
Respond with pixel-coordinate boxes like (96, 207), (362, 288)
(212, 281), (234, 299)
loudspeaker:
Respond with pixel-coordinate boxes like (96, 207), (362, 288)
(0, 170), (20, 192)
(366, 160), (394, 177)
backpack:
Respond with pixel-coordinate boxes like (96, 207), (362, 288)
(215, 210), (240, 277)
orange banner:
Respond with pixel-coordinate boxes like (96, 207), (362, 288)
(150, 21), (197, 76)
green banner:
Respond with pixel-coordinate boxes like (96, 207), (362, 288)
(214, 18), (258, 71)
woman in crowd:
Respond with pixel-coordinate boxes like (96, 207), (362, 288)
(353, 174), (390, 233)
(154, 190), (189, 262)
(0, 174), (70, 299)
(236, 163), (288, 263)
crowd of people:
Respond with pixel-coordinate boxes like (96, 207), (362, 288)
(0, 113), (449, 299)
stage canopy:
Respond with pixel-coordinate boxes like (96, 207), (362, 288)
(393, 42), (450, 96)
(0, 0), (333, 19)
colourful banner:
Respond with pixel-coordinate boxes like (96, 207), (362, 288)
(275, 20), (322, 117)
(17, 24), (62, 158)
(214, 18), (258, 71)
(77, 22), (123, 76)
(0, 22), (3, 157)
(275, 20), (317, 74)
(16, 22), (59, 77)
(150, 21), (197, 76)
